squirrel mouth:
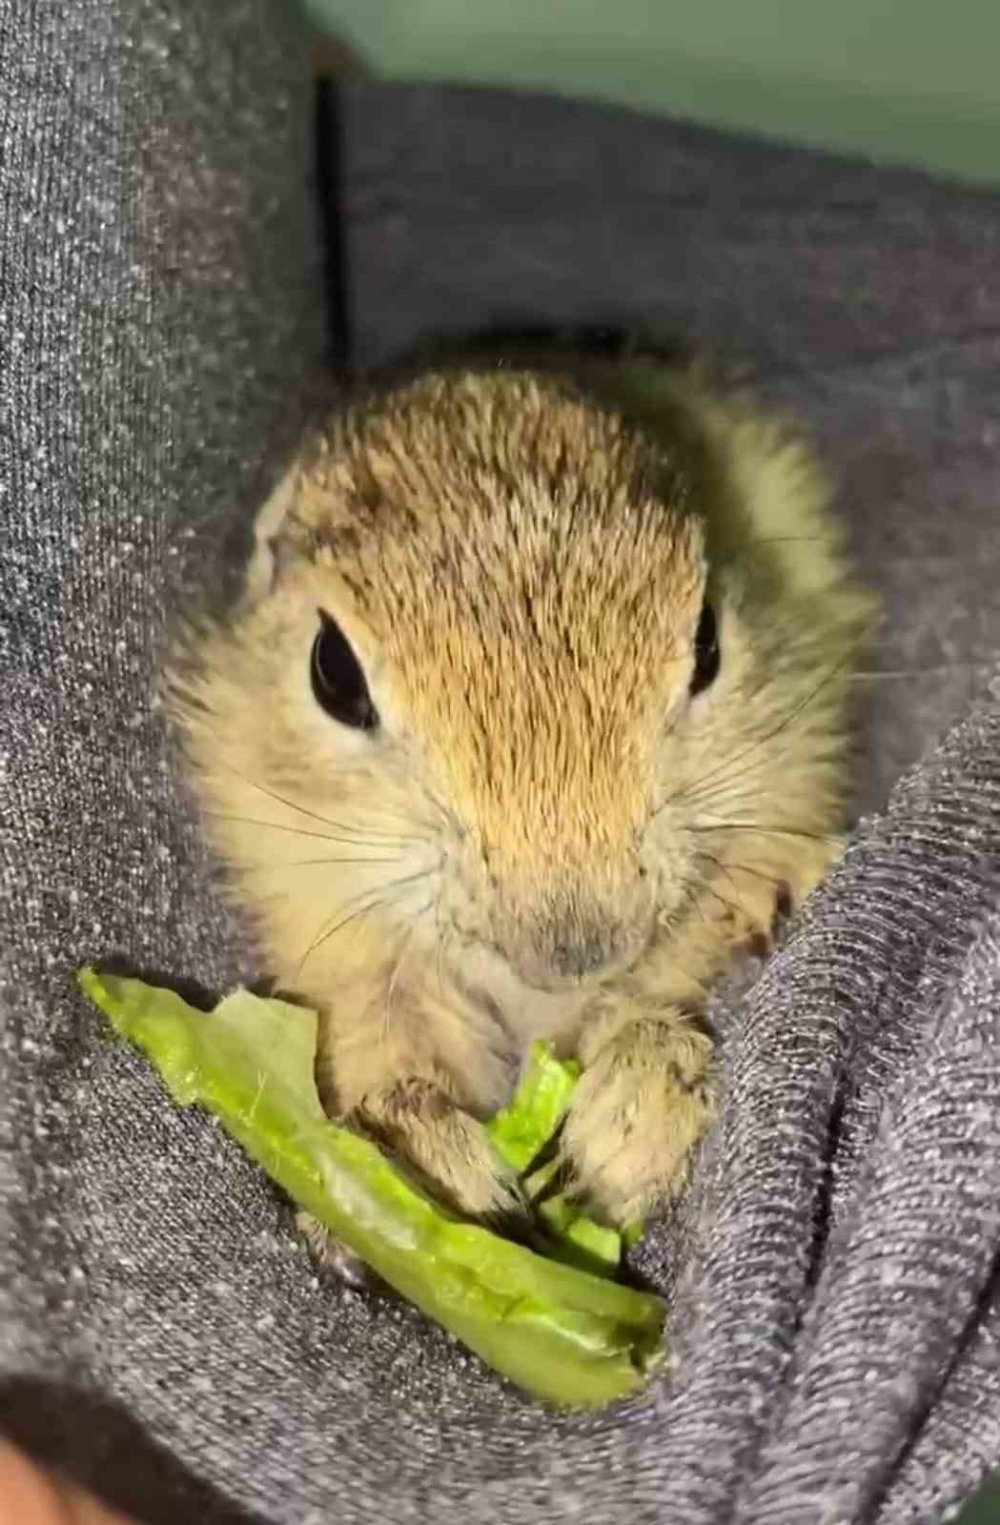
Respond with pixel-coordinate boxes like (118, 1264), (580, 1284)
(443, 886), (657, 991)
(500, 915), (655, 992)
(511, 949), (642, 994)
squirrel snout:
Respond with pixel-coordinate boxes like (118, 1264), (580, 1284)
(546, 925), (623, 981)
(500, 877), (656, 989)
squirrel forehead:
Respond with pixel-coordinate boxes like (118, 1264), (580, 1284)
(293, 369), (706, 654)
(289, 371), (707, 801)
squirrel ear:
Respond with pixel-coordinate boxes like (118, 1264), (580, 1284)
(245, 464), (302, 603)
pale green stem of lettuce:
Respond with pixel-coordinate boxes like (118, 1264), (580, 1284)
(485, 1042), (624, 1275)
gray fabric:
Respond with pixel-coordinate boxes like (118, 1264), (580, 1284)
(2, 8), (999, 1525)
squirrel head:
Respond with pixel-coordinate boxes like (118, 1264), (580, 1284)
(174, 364), (868, 998)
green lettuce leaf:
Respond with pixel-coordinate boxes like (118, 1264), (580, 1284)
(79, 968), (664, 1408)
(485, 1038), (579, 1173)
(486, 1041), (638, 1276)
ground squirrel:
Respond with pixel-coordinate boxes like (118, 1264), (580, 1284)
(170, 339), (872, 1234)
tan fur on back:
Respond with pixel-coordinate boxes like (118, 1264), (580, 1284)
(169, 356), (874, 1226)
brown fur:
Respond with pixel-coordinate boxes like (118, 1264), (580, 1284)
(169, 358), (874, 1228)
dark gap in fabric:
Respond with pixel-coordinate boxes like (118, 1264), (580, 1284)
(802, 1082), (848, 1299)
(315, 80), (353, 371)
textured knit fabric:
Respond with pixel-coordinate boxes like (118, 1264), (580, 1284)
(2, 6), (1000, 1525)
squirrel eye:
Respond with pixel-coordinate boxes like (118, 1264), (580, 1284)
(310, 611), (378, 730)
(689, 599), (720, 696)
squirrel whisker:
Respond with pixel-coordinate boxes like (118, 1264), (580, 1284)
(688, 820), (843, 846)
(662, 655), (858, 819)
(693, 848), (788, 890)
(296, 866), (438, 978)
(236, 854), (404, 870)
(209, 812), (414, 852)
(218, 762), (423, 844)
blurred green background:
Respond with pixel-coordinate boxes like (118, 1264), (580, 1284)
(302, 3), (1000, 1518)
(304, 0), (1000, 185)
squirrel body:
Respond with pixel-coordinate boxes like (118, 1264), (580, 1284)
(172, 348), (872, 1228)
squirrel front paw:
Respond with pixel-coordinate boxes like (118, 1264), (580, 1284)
(351, 1077), (528, 1229)
(560, 1011), (715, 1228)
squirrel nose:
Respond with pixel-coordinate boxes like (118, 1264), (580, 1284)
(547, 927), (617, 979)
(509, 877), (656, 987)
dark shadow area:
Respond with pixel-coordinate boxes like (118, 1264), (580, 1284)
(315, 79), (353, 371)
(344, 317), (703, 394)
(0, 1378), (268, 1525)
(802, 1084), (847, 1300)
(83, 954), (220, 1014)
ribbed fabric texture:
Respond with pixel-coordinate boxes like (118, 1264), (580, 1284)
(2, 7), (999, 1523)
